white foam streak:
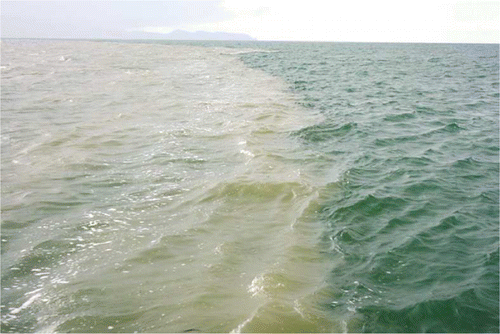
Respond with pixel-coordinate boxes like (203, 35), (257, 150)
(10, 293), (41, 315)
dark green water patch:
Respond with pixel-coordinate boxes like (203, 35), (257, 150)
(295, 122), (357, 142)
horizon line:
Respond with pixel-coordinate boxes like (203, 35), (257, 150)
(1, 37), (499, 45)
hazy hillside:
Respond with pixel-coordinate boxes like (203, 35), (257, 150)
(103, 29), (255, 41)
(163, 30), (255, 41)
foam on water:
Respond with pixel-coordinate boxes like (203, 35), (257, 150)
(1, 40), (340, 332)
(2, 40), (498, 333)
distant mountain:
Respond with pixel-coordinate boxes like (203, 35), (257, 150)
(163, 30), (255, 41)
(93, 29), (255, 41)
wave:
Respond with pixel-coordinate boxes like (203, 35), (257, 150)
(359, 284), (499, 333)
(2, 40), (498, 333)
(295, 122), (357, 142)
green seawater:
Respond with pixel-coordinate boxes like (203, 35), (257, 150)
(242, 42), (500, 332)
(1, 40), (499, 333)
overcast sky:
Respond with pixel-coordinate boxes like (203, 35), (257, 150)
(1, 1), (499, 43)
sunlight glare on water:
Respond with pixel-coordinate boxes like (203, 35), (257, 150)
(1, 40), (498, 333)
(1, 40), (341, 333)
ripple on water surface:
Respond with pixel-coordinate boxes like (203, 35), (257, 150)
(1, 40), (499, 333)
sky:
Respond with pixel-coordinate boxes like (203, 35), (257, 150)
(1, 0), (499, 43)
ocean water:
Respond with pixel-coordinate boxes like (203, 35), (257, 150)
(1, 39), (498, 333)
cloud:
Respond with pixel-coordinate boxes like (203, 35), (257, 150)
(2, 0), (498, 43)
(455, 1), (499, 22)
(182, 1), (447, 42)
(448, 1), (499, 43)
(205, 0), (499, 43)
(1, 1), (229, 39)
